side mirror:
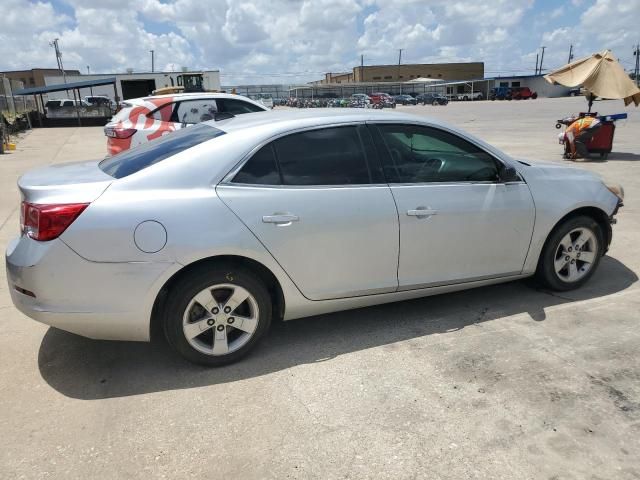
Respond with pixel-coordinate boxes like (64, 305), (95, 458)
(499, 164), (520, 183)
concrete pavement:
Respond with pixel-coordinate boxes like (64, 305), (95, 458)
(1, 97), (639, 479)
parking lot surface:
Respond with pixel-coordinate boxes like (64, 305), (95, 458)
(1, 97), (639, 479)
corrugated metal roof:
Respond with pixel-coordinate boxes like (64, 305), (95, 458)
(13, 77), (117, 95)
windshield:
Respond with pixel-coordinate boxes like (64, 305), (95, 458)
(100, 124), (225, 179)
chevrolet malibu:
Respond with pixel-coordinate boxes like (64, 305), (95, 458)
(6, 110), (623, 366)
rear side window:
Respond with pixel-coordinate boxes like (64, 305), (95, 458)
(175, 99), (218, 124)
(275, 126), (380, 185)
(232, 145), (280, 185)
(100, 124), (225, 179)
(150, 102), (175, 122)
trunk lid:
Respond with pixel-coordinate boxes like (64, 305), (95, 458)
(18, 160), (113, 204)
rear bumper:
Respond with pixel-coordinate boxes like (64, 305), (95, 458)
(5, 235), (175, 341)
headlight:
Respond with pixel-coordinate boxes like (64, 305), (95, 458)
(605, 183), (624, 202)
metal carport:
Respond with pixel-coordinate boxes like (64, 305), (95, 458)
(13, 77), (118, 127)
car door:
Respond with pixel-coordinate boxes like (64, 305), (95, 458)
(370, 123), (535, 290)
(216, 124), (400, 301)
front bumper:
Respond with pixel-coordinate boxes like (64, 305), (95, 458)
(6, 235), (175, 341)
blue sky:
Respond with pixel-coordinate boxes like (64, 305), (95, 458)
(2, 0), (639, 84)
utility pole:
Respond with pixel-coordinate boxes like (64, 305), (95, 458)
(535, 53), (539, 75)
(538, 46), (546, 75)
(49, 38), (66, 83)
(150, 50), (155, 72)
(398, 48), (403, 93)
(568, 44), (574, 64)
(631, 44), (638, 85)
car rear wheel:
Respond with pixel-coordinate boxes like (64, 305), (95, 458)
(163, 264), (272, 366)
(536, 216), (604, 291)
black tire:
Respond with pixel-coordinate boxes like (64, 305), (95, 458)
(163, 264), (272, 366)
(535, 215), (604, 291)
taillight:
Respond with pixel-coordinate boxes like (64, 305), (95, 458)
(21, 202), (89, 241)
(104, 127), (136, 139)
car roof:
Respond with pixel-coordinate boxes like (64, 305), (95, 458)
(209, 109), (433, 134)
(205, 109), (509, 162)
(125, 92), (266, 109)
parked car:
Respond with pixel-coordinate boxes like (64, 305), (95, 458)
(490, 86), (512, 101)
(7, 110), (623, 366)
(393, 94), (417, 105)
(45, 98), (90, 109)
(104, 92), (268, 155)
(568, 87), (586, 97)
(84, 96), (114, 108)
(416, 93), (449, 105)
(456, 92), (484, 101)
(510, 87), (538, 100)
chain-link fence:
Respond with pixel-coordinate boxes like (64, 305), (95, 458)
(1, 77), (36, 129)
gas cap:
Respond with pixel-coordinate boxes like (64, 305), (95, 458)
(134, 221), (167, 253)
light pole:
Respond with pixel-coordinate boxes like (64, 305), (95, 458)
(150, 50), (155, 73)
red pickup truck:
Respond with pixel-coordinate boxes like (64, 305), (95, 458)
(510, 87), (538, 100)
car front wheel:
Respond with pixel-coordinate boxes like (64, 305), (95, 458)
(536, 216), (604, 291)
(163, 264), (272, 366)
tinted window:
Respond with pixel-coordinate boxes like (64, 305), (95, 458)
(62, 100), (74, 107)
(375, 124), (499, 183)
(100, 124), (225, 179)
(233, 145), (280, 185)
(150, 102), (175, 122)
(175, 99), (218, 124)
(218, 99), (265, 114)
(274, 126), (380, 185)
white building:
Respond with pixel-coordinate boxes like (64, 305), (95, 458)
(492, 74), (570, 98)
(44, 70), (221, 101)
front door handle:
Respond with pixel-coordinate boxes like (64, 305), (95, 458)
(262, 214), (299, 225)
(407, 207), (438, 218)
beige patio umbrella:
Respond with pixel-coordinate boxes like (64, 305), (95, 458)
(544, 50), (640, 109)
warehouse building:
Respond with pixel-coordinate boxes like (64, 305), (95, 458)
(44, 70), (221, 101)
(311, 62), (484, 84)
(0, 68), (81, 88)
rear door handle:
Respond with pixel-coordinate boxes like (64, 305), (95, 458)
(262, 214), (299, 225)
(407, 208), (438, 218)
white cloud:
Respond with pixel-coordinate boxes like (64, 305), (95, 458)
(0, 0), (638, 83)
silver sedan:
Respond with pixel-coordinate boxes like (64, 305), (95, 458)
(6, 110), (624, 365)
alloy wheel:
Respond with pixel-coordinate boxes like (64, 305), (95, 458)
(553, 227), (598, 283)
(182, 283), (259, 356)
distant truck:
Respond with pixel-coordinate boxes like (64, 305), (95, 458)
(510, 86), (538, 100)
(456, 91), (484, 101)
(490, 86), (538, 100)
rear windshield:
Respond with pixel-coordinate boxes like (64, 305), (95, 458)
(100, 124), (225, 179)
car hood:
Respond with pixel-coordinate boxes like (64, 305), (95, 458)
(515, 158), (602, 182)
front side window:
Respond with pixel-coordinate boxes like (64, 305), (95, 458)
(374, 124), (500, 183)
(175, 99), (218, 124)
(218, 99), (265, 114)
